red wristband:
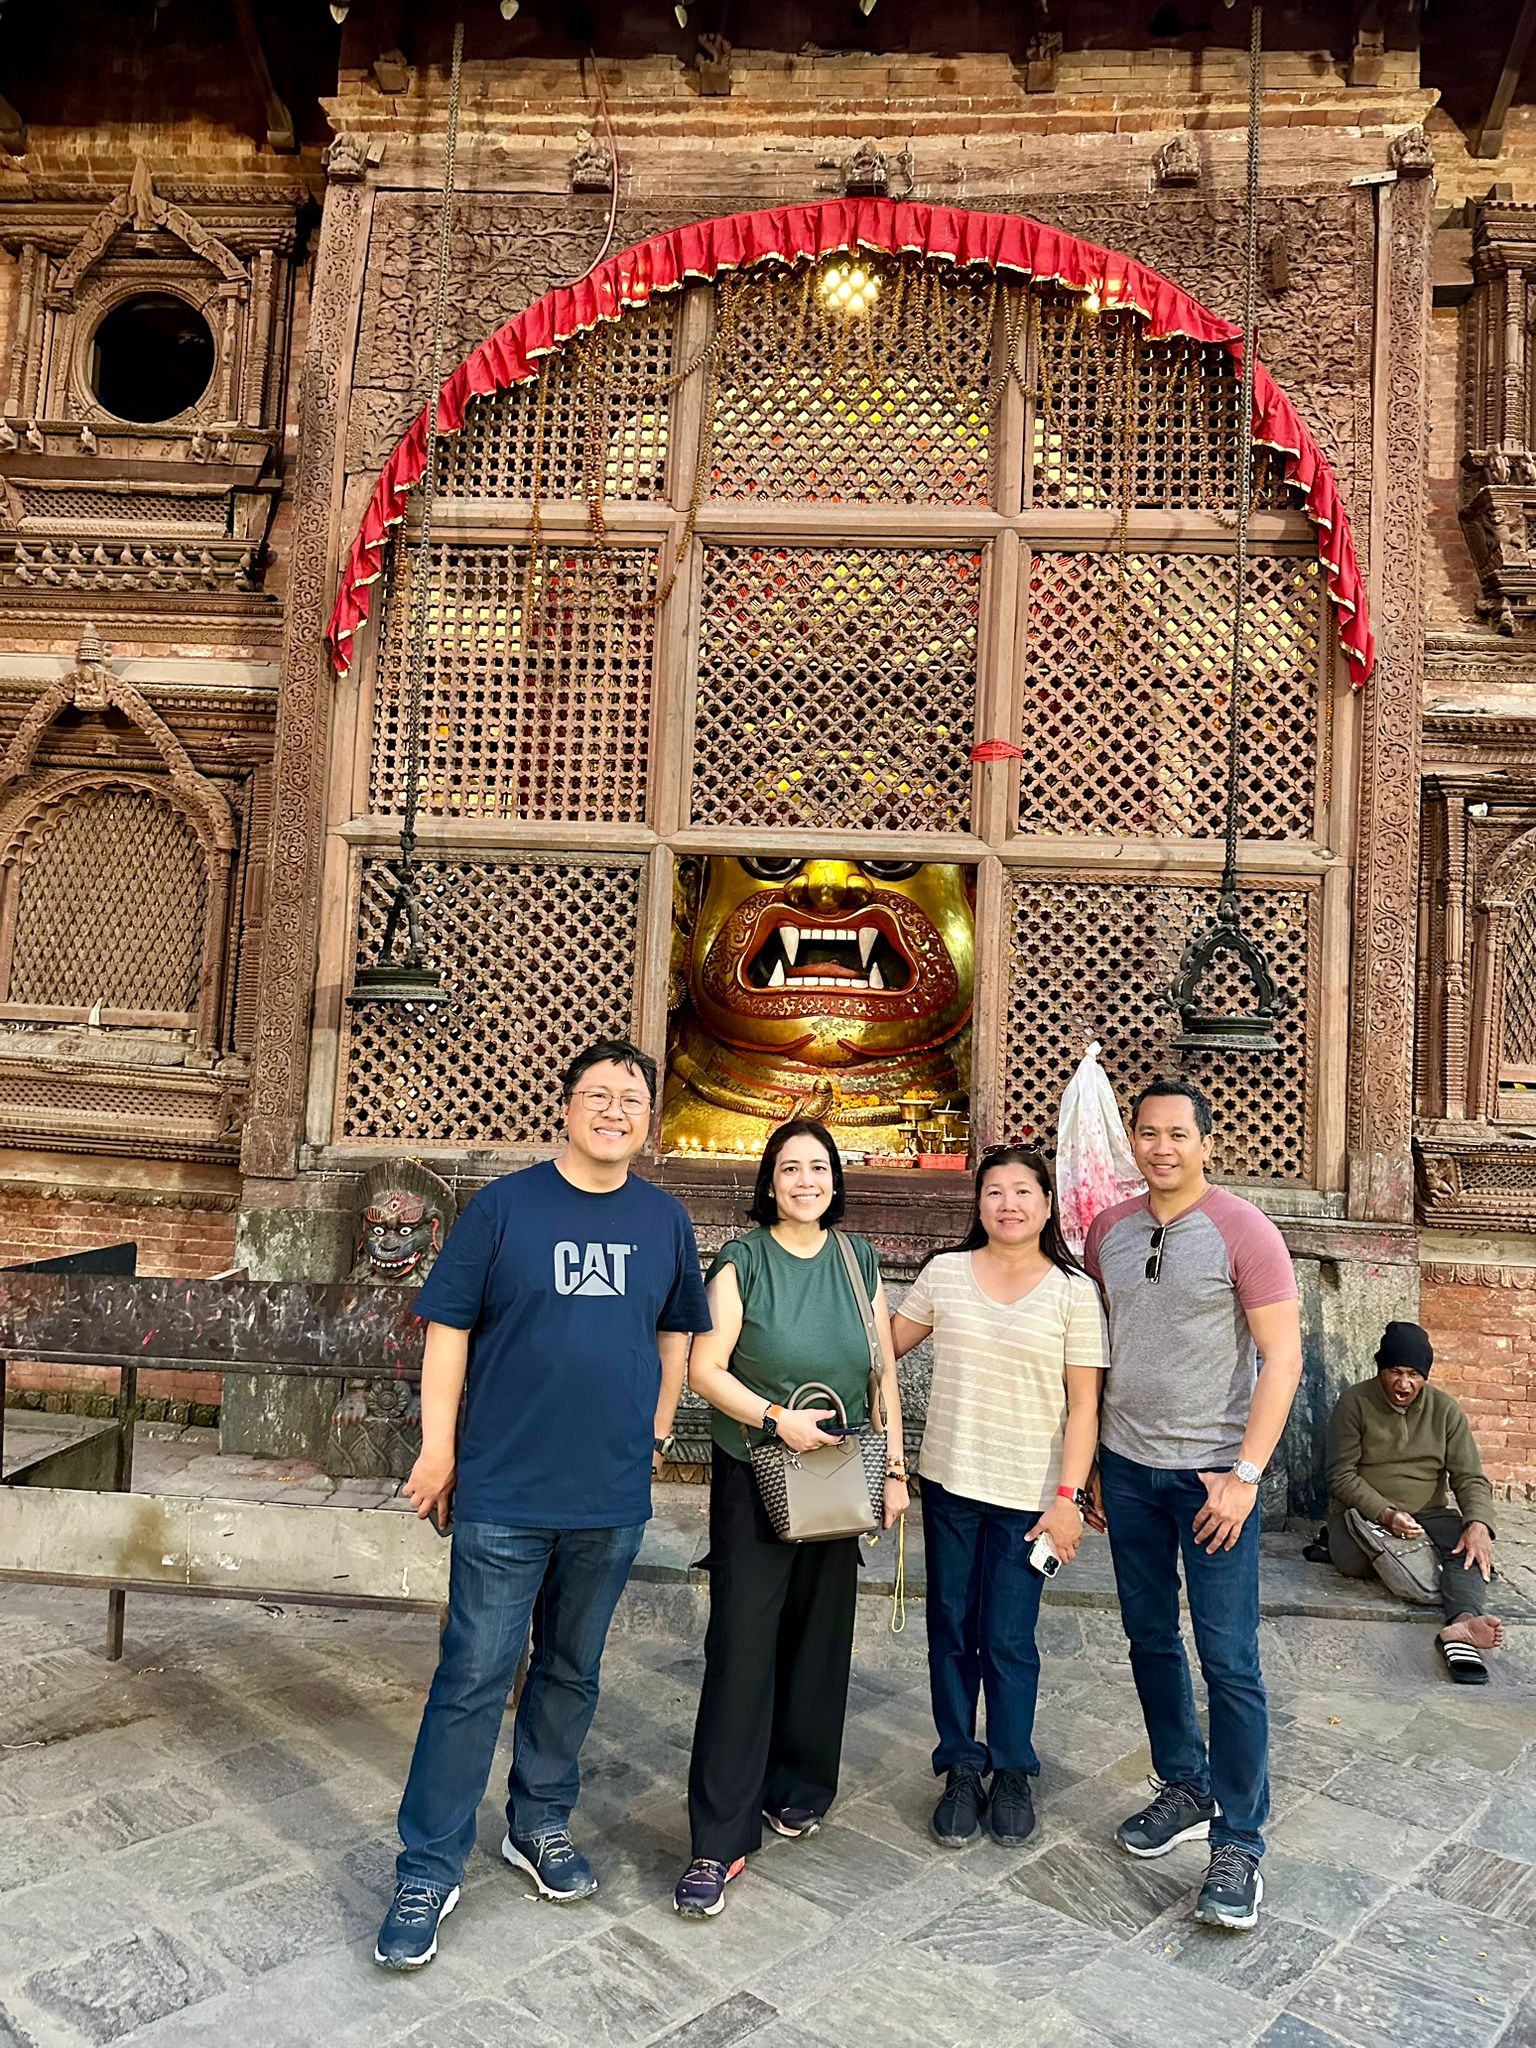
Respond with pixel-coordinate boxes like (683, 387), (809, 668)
(1056, 1486), (1079, 1501)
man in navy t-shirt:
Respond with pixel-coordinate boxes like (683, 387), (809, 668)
(375, 1038), (710, 1971)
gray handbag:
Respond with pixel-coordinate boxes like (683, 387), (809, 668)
(1343, 1506), (1443, 1607)
(744, 1232), (890, 1544)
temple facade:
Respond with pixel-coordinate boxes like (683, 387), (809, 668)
(1, 0), (1534, 1501)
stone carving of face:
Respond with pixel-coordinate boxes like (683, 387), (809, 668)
(361, 1190), (441, 1278)
(685, 856), (974, 1069)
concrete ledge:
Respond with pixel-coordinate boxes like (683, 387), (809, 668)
(0, 1487), (450, 1606)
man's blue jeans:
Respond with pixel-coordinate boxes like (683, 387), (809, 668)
(396, 1517), (645, 1891)
(922, 1478), (1045, 1778)
(1098, 1445), (1269, 1857)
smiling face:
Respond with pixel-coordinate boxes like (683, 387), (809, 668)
(361, 1192), (441, 1278)
(563, 1057), (654, 1171)
(687, 857), (974, 1069)
(978, 1161), (1051, 1250)
(1130, 1092), (1215, 1204)
(771, 1129), (838, 1226)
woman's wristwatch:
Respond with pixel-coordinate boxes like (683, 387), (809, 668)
(886, 1461), (909, 1482)
(760, 1403), (782, 1437)
(1057, 1485), (1090, 1513)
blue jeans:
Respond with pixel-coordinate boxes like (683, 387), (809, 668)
(1098, 1446), (1268, 1856)
(922, 1478), (1046, 1778)
(395, 1517), (645, 1890)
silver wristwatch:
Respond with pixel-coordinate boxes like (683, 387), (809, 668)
(1234, 1459), (1263, 1486)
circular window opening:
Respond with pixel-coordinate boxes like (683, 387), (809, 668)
(89, 294), (216, 424)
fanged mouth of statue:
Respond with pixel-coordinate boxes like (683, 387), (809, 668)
(369, 1244), (424, 1272)
(742, 917), (916, 995)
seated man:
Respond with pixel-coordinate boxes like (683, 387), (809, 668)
(1325, 1321), (1503, 1682)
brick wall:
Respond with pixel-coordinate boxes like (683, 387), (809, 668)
(1421, 1265), (1536, 1499)
(1, 1189), (236, 1413)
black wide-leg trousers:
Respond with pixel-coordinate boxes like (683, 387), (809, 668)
(686, 1447), (860, 1861)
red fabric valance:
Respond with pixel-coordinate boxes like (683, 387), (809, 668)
(327, 198), (1373, 683)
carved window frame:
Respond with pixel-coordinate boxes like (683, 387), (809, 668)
(1470, 824), (1536, 1118)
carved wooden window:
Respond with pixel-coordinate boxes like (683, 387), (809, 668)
(1500, 884), (1536, 1096)
(336, 248), (1343, 1185)
(0, 782), (207, 1025)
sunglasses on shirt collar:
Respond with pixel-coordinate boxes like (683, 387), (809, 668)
(1145, 1224), (1167, 1284)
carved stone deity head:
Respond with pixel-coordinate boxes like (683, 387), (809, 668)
(349, 1160), (457, 1284)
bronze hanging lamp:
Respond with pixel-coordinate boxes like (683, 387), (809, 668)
(349, 22), (465, 1007)
(1168, 0), (1290, 1053)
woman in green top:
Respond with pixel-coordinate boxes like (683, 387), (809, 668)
(672, 1120), (908, 1919)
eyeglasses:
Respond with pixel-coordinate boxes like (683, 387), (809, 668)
(1144, 1225), (1168, 1284)
(571, 1089), (651, 1117)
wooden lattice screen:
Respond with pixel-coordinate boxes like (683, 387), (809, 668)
(1502, 888), (1536, 1077)
(338, 247), (1345, 1183)
(5, 787), (207, 1017)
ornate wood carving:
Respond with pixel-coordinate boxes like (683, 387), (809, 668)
(1458, 199), (1536, 632)
(242, 181), (367, 1181)
(1350, 174), (1431, 1221)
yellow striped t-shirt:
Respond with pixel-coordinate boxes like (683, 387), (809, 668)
(903, 1253), (1109, 1512)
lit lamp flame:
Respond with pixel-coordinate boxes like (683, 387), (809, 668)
(818, 260), (881, 316)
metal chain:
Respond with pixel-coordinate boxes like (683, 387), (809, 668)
(398, 20), (466, 887)
(1222, 0), (1263, 901)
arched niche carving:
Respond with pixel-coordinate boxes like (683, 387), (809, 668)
(1468, 825), (1536, 1120)
(0, 632), (236, 1048)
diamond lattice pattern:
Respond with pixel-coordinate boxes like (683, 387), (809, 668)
(1029, 299), (1296, 512)
(691, 545), (981, 831)
(341, 854), (644, 1144)
(709, 260), (995, 504)
(7, 787), (207, 1014)
(1018, 552), (1322, 840)
(437, 300), (675, 502)
(372, 542), (659, 823)
(1503, 889), (1536, 1068)
(1001, 874), (1314, 1182)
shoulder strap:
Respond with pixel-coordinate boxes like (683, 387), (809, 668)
(832, 1229), (887, 1431)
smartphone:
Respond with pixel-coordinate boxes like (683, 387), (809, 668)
(1030, 1532), (1062, 1578)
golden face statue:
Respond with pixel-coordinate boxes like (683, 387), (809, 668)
(685, 856), (974, 1069)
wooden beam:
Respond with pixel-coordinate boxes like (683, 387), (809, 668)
(230, 0), (298, 155)
(1477, 0), (1536, 159)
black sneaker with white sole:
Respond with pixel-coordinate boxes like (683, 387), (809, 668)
(988, 1769), (1037, 1845)
(1115, 1778), (1217, 1858)
(931, 1764), (988, 1847)
(502, 1826), (599, 1901)
(373, 1879), (459, 1968)
(1195, 1844), (1263, 1929)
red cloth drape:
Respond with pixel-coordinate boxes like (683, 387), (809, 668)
(327, 199), (1373, 683)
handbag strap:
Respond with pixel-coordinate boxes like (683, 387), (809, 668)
(831, 1229), (888, 1432)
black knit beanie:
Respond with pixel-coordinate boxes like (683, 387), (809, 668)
(1376, 1321), (1433, 1377)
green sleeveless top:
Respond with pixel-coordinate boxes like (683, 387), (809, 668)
(706, 1227), (881, 1462)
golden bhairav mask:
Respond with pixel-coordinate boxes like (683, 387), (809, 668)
(686, 855), (974, 1065)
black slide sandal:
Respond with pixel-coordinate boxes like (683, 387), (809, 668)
(1438, 1636), (1490, 1685)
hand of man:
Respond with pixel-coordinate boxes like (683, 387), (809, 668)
(1193, 1471), (1258, 1553)
(1026, 1495), (1085, 1564)
(1384, 1508), (1425, 1540)
(1454, 1520), (1495, 1582)
(404, 1448), (455, 1531)
(1082, 1465), (1107, 1534)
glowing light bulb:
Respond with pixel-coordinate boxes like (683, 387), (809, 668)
(500, 0), (518, 15)
(674, 0), (688, 22)
(329, 0), (349, 19)
(1084, 283), (1103, 315)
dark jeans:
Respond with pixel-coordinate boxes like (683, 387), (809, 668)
(922, 1477), (1046, 1778)
(1327, 1506), (1490, 1622)
(396, 1516), (645, 1891)
(1098, 1445), (1269, 1858)
(687, 1450), (859, 1861)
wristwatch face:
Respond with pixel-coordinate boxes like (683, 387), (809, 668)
(1235, 1460), (1262, 1486)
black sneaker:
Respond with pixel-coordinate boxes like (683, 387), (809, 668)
(672, 1854), (745, 1917)
(501, 1826), (599, 1901)
(1195, 1844), (1263, 1929)
(1115, 1778), (1217, 1858)
(373, 1879), (459, 1968)
(931, 1765), (988, 1847)
(763, 1806), (821, 1839)
(989, 1768), (1037, 1844)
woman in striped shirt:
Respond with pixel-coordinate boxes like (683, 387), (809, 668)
(891, 1145), (1108, 1850)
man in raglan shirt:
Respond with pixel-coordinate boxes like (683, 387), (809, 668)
(374, 1037), (710, 1971)
(1084, 1077), (1302, 1934)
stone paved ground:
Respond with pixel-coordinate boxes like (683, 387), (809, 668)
(5, 1508), (1536, 2047)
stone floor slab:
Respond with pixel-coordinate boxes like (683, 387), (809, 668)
(22, 1930), (223, 2045)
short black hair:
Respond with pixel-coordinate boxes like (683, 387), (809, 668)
(1128, 1076), (1214, 1137)
(561, 1038), (659, 1105)
(747, 1119), (847, 1229)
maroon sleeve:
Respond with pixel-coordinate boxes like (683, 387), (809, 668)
(1082, 1211), (1106, 1284)
(1214, 1194), (1298, 1310)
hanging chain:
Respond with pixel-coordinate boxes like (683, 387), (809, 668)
(398, 20), (466, 883)
(1222, 0), (1263, 903)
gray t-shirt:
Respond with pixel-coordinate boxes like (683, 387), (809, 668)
(1084, 1186), (1297, 1470)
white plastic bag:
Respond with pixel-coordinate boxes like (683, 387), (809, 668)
(1054, 1043), (1145, 1256)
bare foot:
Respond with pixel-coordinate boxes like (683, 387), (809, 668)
(1441, 1613), (1504, 1651)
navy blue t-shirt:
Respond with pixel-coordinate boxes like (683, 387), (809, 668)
(412, 1161), (711, 1529)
